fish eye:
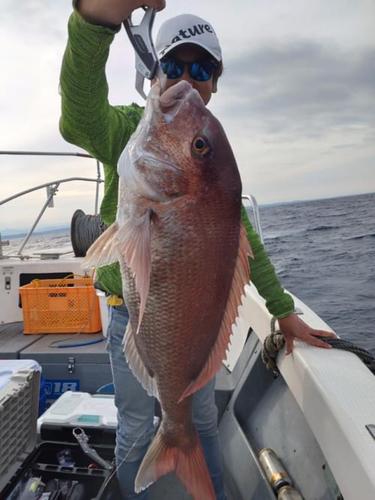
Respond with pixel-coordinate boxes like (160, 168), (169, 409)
(192, 136), (210, 155)
(195, 139), (205, 149)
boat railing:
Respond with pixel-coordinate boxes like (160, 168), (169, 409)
(0, 151), (102, 258)
(242, 194), (264, 243)
(0, 151), (264, 258)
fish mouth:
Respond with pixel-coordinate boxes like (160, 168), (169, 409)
(159, 81), (193, 108)
(147, 81), (203, 126)
(158, 81), (204, 121)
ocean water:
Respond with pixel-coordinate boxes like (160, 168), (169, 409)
(6, 192), (375, 354)
(249, 192), (375, 355)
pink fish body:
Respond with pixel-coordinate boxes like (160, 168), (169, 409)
(84, 81), (251, 499)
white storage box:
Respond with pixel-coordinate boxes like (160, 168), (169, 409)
(0, 360), (41, 492)
(37, 391), (117, 436)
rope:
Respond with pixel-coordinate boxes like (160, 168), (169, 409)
(262, 318), (375, 376)
(71, 209), (107, 257)
(315, 336), (375, 375)
(261, 317), (285, 376)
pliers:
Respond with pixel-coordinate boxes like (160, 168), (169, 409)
(123, 7), (161, 100)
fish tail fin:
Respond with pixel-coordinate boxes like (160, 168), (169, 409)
(135, 427), (216, 500)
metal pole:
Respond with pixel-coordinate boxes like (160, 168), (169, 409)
(0, 177), (102, 206)
(0, 233), (10, 259)
(94, 160), (101, 215)
(17, 184), (60, 256)
(0, 151), (92, 158)
(242, 194), (264, 243)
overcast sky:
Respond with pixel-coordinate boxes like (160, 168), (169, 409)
(1, 0), (374, 230)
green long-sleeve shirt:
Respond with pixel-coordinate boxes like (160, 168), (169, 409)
(59, 9), (294, 318)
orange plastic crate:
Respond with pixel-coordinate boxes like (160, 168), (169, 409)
(20, 277), (102, 334)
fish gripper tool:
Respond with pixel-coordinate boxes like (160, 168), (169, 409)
(123, 7), (161, 100)
(72, 427), (112, 470)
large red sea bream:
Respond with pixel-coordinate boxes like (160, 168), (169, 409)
(84, 80), (252, 499)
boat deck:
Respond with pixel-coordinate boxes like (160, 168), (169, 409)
(0, 321), (240, 499)
(3, 302), (373, 499)
(0, 321), (42, 358)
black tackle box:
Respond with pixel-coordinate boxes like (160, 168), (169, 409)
(0, 365), (119, 500)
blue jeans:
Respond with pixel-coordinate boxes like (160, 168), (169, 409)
(107, 304), (227, 500)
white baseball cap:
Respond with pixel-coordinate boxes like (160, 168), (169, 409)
(155, 14), (222, 62)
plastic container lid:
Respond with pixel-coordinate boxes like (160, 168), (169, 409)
(37, 391), (117, 433)
(0, 359), (41, 390)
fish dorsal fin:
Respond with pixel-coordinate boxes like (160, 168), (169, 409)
(118, 210), (152, 333)
(123, 321), (159, 399)
(83, 223), (120, 269)
(179, 224), (252, 403)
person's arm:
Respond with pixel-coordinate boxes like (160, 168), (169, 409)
(241, 206), (294, 318)
(59, 8), (137, 165)
(59, 0), (165, 165)
(241, 206), (335, 352)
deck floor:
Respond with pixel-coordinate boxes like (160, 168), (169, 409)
(0, 321), (44, 358)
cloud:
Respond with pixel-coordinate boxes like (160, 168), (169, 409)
(216, 41), (375, 139)
(206, 39), (375, 204)
(2, 0), (69, 40)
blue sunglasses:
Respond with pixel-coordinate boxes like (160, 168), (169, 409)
(160, 58), (218, 82)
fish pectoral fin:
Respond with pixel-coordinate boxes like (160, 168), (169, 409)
(123, 321), (159, 399)
(118, 209), (152, 333)
(82, 222), (120, 269)
(179, 224), (252, 403)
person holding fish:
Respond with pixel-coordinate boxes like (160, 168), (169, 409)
(60, 1), (335, 499)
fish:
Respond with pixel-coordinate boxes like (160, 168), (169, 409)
(84, 80), (252, 499)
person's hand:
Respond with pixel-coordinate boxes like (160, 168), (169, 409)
(78, 0), (166, 27)
(278, 312), (337, 355)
